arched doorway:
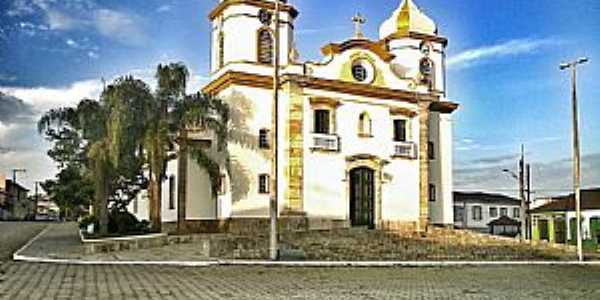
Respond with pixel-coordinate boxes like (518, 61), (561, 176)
(349, 167), (375, 229)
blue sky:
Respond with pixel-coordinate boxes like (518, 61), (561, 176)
(0, 0), (599, 201)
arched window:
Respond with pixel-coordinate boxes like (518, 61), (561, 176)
(358, 112), (372, 137)
(218, 31), (225, 68)
(419, 58), (435, 90)
(257, 29), (273, 65)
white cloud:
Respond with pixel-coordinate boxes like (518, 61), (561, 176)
(1, 79), (103, 116)
(94, 8), (146, 45)
(157, 5), (172, 13)
(87, 51), (99, 59)
(66, 38), (78, 47)
(448, 38), (563, 70)
(46, 9), (77, 30)
(6, 0), (146, 46)
(0, 74), (18, 82)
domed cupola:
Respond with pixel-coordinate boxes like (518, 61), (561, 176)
(379, 0), (437, 40)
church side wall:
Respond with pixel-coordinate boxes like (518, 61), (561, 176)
(186, 153), (215, 220)
(162, 158), (179, 222)
(217, 85), (274, 218)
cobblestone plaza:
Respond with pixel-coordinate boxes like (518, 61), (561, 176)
(2, 223), (600, 299)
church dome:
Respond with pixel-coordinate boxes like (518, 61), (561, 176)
(379, 0), (437, 39)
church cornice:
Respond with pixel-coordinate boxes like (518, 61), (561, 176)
(383, 31), (448, 46)
(209, 0), (299, 20)
(321, 39), (395, 62)
(202, 71), (454, 106)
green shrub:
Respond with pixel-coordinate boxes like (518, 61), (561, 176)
(79, 211), (152, 237)
(107, 210), (151, 235)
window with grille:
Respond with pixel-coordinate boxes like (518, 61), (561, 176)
(420, 58), (434, 89)
(168, 176), (175, 210)
(513, 208), (520, 218)
(258, 174), (270, 194)
(490, 207), (498, 218)
(259, 129), (270, 149)
(472, 206), (482, 221)
(218, 32), (225, 68)
(393, 119), (407, 142)
(429, 184), (436, 202)
(314, 109), (330, 134)
(428, 141), (435, 159)
(358, 112), (372, 137)
(257, 29), (273, 65)
(218, 174), (227, 196)
(500, 207), (508, 217)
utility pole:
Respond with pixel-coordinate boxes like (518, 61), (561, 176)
(503, 147), (527, 240)
(519, 146), (527, 241)
(526, 163), (532, 239)
(34, 181), (43, 220)
(11, 168), (26, 184)
(269, 0), (281, 261)
(560, 57), (589, 262)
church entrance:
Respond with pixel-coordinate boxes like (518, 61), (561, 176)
(349, 167), (375, 229)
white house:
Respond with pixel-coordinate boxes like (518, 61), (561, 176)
(454, 192), (521, 235)
(131, 0), (459, 233)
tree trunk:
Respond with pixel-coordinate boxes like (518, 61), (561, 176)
(149, 151), (163, 232)
(94, 163), (109, 235)
(177, 131), (188, 233)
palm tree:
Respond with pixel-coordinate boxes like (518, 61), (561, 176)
(145, 63), (230, 233)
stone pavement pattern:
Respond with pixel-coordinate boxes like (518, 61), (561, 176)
(3, 222), (600, 299)
(2, 263), (600, 299)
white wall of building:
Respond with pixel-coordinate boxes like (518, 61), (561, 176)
(454, 201), (521, 231)
(565, 210), (600, 241)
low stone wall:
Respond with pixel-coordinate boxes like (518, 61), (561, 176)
(81, 232), (202, 255)
(164, 217), (313, 235)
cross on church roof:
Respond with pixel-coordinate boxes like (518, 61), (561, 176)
(352, 13), (366, 39)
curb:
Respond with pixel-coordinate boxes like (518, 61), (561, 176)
(12, 224), (50, 261)
(13, 225), (600, 268)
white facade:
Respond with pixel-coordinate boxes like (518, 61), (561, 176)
(454, 193), (521, 233)
(565, 210), (600, 241)
(132, 0), (458, 229)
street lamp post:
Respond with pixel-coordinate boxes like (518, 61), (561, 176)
(560, 57), (589, 262)
(269, 0), (281, 261)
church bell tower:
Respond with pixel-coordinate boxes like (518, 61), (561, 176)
(208, 0), (298, 75)
(379, 0), (447, 94)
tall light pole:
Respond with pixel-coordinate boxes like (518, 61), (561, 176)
(269, 0), (281, 261)
(560, 57), (589, 262)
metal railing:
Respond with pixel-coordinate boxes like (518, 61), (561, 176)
(393, 141), (417, 159)
(310, 133), (340, 152)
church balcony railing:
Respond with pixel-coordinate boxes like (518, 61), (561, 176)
(392, 141), (417, 159)
(310, 133), (340, 152)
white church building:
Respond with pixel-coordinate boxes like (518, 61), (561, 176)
(131, 0), (458, 233)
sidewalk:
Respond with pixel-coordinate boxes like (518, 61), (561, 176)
(13, 222), (600, 267)
(15, 222), (214, 262)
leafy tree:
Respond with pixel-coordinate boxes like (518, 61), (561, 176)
(39, 77), (153, 234)
(39, 63), (230, 235)
(40, 165), (94, 219)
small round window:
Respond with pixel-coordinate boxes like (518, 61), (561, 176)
(351, 59), (374, 83)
